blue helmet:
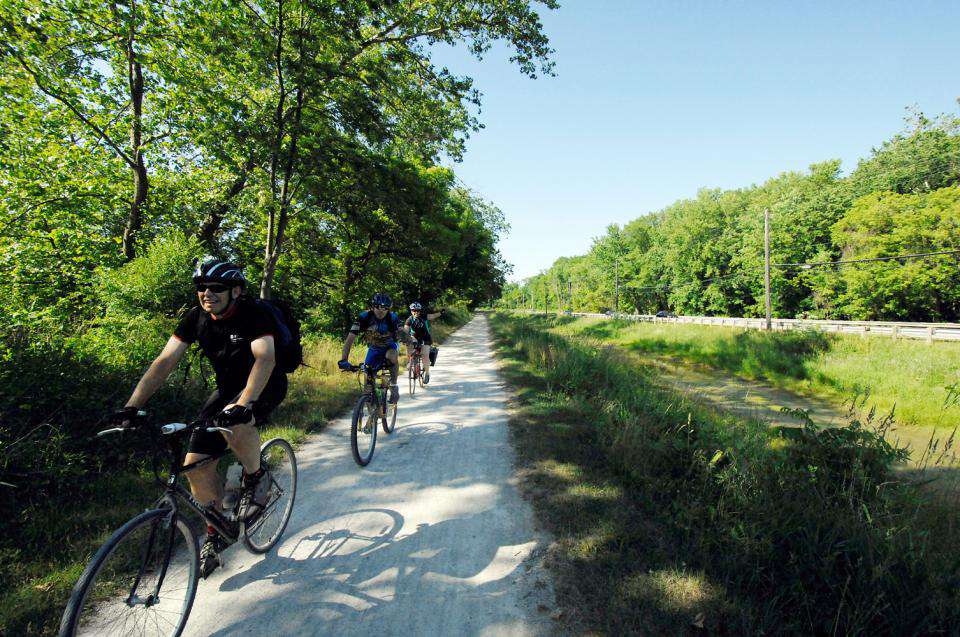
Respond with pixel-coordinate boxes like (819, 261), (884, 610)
(371, 293), (392, 307)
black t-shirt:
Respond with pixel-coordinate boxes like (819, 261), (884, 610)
(174, 297), (280, 394)
(404, 315), (431, 340)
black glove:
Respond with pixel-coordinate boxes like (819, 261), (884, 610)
(338, 359), (353, 371)
(215, 404), (253, 427)
(439, 308), (446, 316)
(108, 406), (145, 428)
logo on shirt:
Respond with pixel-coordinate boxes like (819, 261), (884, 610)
(229, 333), (245, 344)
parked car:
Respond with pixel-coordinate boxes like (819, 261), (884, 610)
(655, 310), (676, 318)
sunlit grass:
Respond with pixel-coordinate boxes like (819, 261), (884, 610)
(552, 316), (960, 429)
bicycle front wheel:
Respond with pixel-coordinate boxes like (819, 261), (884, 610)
(242, 437), (298, 553)
(383, 395), (398, 434)
(351, 393), (378, 466)
(408, 360), (417, 396)
(59, 508), (198, 637)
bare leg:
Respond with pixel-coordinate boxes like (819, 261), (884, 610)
(386, 348), (399, 384)
(422, 344), (431, 377)
(184, 455), (223, 508)
(225, 418), (261, 474)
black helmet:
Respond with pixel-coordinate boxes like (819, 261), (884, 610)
(193, 256), (246, 287)
(371, 292), (391, 307)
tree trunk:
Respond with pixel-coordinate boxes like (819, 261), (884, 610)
(121, 9), (145, 261)
(198, 160), (253, 251)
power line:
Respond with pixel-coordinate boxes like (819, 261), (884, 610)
(774, 248), (960, 269)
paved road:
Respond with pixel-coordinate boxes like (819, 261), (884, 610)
(185, 316), (555, 636)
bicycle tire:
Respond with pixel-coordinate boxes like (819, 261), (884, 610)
(383, 394), (398, 434)
(351, 393), (378, 466)
(59, 508), (198, 637)
(241, 438), (298, 553)
(408, 359), (417, 396)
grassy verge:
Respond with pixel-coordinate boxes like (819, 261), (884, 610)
(1, 308), (471, 636)
(554, 315), (960, 429)
(490, 312), (960, 634)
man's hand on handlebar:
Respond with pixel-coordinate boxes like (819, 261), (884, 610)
(108, 406), (147, 429)
(214, 404), (253, 427)
(338, 359), (354, 372)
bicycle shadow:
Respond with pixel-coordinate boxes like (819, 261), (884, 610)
(205, 504), (548, 636)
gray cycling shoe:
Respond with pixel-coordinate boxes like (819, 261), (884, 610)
(199, 532), (229, 579)
(239, 468), (271, 522)
(389, 384), (400, 404)
(422, 373), (430, 385)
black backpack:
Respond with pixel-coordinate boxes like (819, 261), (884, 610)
(255, 298), (304, 373)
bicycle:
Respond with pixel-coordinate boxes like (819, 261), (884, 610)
(342, 363), (398, 466)
(407, 344), (424, 396)
(59, 412), (298, 637)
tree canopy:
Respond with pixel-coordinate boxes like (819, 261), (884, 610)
(500, 112), (960, 322)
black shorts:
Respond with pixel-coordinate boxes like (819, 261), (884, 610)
(413, 332), (432, 346)
(187, 375), (288, 456)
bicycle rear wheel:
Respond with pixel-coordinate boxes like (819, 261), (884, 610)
(59, 508), (198, 637)
(242, 438), (298, 553)
(351, 393), (378, 466)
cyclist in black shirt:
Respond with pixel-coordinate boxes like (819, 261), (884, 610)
(113, 257), (286, 577)
(403, 302), (444, 384)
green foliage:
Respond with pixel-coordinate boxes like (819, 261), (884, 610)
(826, 187), (960, 320)
(97, 232), (202, 319)
(501, 114), (960, 322)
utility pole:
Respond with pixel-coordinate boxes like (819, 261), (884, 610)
(764, 208), (772, 331)
(568, 280), (573, 311)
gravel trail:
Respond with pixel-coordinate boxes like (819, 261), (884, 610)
(184, 316), (555, 636)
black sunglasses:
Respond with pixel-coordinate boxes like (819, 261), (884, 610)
(373, 304), (390, 310)
(196, 283), (230, 293)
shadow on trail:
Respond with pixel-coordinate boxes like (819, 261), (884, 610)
(194, 318), (551, 636)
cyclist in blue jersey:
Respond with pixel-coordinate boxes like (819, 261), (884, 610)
(339, 293), (402, 404)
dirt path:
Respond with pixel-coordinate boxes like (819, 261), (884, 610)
(182, 316), (555, 636)
(651, 358), (954, 468)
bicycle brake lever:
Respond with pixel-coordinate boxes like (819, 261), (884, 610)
(96, 427), (127, 437)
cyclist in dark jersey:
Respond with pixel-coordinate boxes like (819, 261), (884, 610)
(110, 257), (285, 578)
(338, 293), (402, 404)
(403, 302), (444, 384)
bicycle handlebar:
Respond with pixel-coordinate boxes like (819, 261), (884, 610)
(97, 416), (237, 439)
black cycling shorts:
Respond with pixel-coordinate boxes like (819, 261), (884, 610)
(187, 375), (288, 456)
(412, 332), (432, 346)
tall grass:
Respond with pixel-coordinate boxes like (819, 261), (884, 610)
(562, 316), (960, 429)
(490, 313), (960, 634)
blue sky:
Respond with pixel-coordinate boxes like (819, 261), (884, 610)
(432, 1), (960, 281)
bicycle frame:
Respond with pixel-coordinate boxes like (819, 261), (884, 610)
(356, 364), (391, 406)
(102, 419), (237, 606)
(408, 347), (423, 377)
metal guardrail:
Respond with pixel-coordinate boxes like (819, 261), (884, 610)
(514, 310), (960, 342)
